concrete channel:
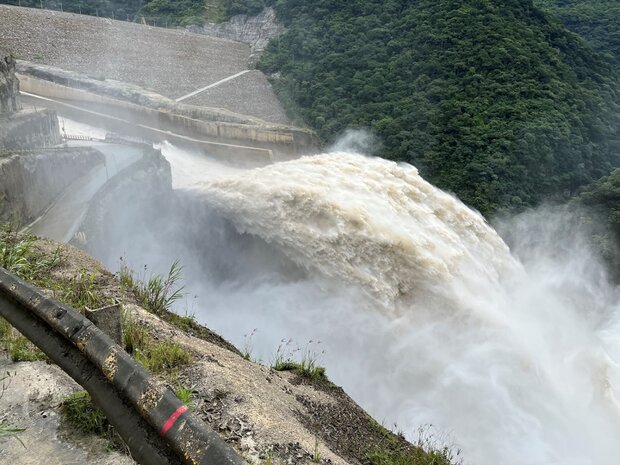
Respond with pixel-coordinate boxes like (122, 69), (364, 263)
(26, 142), (143, 242)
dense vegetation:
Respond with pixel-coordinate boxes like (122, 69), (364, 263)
(576, 168), (620, 279)
(534, 1), (620, 63)
(2, 0), (619, 256)
(247, 0), (620, 217)
(0, 0), (262, 24)
(2, 0), (144, 21)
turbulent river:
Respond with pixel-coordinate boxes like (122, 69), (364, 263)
(67, 128), (620, 465)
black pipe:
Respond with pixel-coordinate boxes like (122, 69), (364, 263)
(0, 267), (244, 465)
(0, 280), (178, 465)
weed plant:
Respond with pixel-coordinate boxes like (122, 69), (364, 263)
(59, 270), (106, 310)
(62, 391), (108, 435)
(367, 422), (461, 465)
(0, 423), (25, 443)
(0, 372), (25, 446)
(61, 391), (125, 451)
(174, 385), (195, 408)
(0, 224), (60, 283)
(122, 310), (192, 377)
(272, 339), (328, 382)
(0, 316), (46, 362)
(120, 259), (184, 314)
(243, 328), (258, 361)
(312, 437), (322, 463)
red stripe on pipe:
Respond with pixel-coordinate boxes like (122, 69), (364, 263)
(161, 406), (188, 437)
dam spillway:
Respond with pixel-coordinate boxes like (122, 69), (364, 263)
(74, 136), (620, 465)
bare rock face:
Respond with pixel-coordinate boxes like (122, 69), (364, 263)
(0, 53), (21, 114)
(187, 7), (285, 65)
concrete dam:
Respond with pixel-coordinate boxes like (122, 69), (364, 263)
(3, 6), (620, 465)
(0, 3), (319, 246)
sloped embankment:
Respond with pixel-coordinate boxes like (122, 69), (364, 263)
(0, 237), (456, 465)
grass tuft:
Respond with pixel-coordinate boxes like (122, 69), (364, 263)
(174, 385), (195, 408)
(0, 316), (46, 362)
(0, 224), (61, 284)
(243, 328), (257, 361)
(312, 437), (322, 463)
(272, 339), (328, 382)
(58, 269), (106, 311)
(61, 391), (125, 451)
(120, 259), (185, 315)
(134, 341), (191, 375)
(62, 391), (108, 436)
(167, 311), (199, 332)
(8, 335), (47, 362)
(367, 422), (461, 465)
(122, 310), (192, 377)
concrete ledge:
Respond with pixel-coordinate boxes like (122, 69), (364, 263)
(20, 88), (276, 165)
(16, 63), (319, 156)
(0, 146), (104, 226)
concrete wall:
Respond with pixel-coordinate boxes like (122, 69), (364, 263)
(0, 54), (20, 114)
(78, 147), (172, 254)
(0, 108), (62, 150)
(0, 147), (104, 225)
(1, 54), (61, 150)
(17, 74), (318, 156)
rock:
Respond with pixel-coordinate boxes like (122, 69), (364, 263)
(187, 8), (285, 66)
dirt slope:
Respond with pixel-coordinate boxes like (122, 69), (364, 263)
(0, 238), (419, 465)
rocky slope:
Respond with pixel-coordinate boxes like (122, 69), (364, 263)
(0, 238), (434, 465)
(0, 5), (289, 124)
(187, 7), (285, 66)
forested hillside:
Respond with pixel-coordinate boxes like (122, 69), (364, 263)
(2, 0), (618, 220)
(0, 0), (224, 24)
(577, 168), (620, 279)
(251, 0), (620, 216)
(1, 0), (145, 21)
(535, 0), (620, 63)
(0, 0), (270, 24)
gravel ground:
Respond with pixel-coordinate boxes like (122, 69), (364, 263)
(0, 5), (289, 123)
(0, 360), (135, 465)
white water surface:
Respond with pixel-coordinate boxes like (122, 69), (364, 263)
(192, 151), (620, 465)
(73, 138), (620, 465)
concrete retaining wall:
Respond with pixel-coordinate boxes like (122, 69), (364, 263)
(0, 54), (20, 114)
(0, 108), (62, 150)
(18, 74), (318, 157)
(0, 147), (104, 225)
